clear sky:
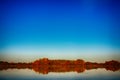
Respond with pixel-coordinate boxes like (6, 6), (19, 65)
(0, 0), (120, 62)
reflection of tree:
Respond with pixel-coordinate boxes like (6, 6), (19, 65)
(105, 60), (120, 71)
(0, 59), (120, 74)
(32, 65), (85, 74)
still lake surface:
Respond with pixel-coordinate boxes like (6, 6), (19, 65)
(0, 68), (120, 80)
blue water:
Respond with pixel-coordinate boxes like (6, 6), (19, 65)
(0, 69), (120, 80)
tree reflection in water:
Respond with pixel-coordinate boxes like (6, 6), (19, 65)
(0, 58), (120, 74)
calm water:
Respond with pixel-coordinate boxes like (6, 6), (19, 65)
(0, 69), (120, 80)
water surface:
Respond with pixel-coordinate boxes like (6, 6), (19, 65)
(0, 68), (120, 80)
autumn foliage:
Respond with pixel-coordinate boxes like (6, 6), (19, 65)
(0, 58), (120, 74)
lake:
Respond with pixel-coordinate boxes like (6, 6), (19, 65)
(0, 68), (120, 80)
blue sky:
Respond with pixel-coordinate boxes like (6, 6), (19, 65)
(0, 0), (120, 62)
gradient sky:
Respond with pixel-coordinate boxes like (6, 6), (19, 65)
(0, 0), (120, 62)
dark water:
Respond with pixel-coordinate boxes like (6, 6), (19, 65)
(0, 69), (120, 80)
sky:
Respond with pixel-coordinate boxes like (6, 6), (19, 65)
(0, 0), (120, 62)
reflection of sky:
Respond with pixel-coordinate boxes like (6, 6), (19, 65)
(0, 0), (120, 62)
(0, 69), (120, 80)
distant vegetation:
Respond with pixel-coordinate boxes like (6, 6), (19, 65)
(0, 58), (120, 74)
